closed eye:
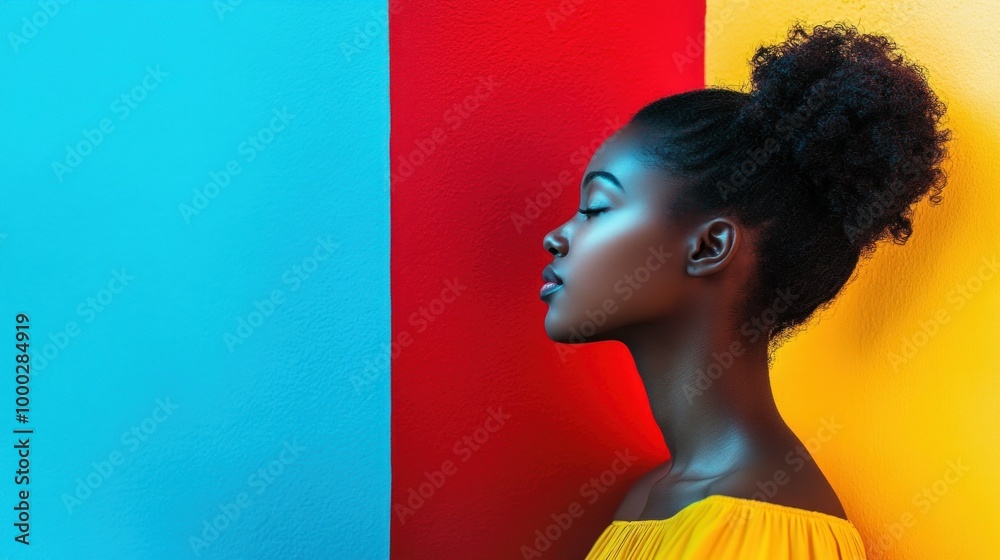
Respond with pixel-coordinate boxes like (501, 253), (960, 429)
(578, 207), (609, 219)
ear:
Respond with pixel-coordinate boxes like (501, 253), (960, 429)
(686, 217), (741, 277)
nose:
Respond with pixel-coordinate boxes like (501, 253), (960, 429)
(543, 226), (568, 257)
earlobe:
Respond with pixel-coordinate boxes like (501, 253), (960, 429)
(685, 218), (739, 277)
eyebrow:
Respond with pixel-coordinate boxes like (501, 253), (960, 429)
(582, 170), (625, 193)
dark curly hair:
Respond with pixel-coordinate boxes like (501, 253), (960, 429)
(629, 21), (952, 347)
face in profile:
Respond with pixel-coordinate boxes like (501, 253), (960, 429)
(540, 123), (700, 344)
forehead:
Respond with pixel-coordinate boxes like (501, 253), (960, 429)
(588, 122), (645, 166)
(582, 122), (670, 192)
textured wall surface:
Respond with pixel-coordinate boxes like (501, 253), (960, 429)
(1, 2), (388, 558)
(390, 2), (704, 559)
(706, 2), (1000, 559)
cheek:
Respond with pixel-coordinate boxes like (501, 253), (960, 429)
(569, 211), (679, 300)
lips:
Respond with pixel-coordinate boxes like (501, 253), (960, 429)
(540, 264), (564, 300)
(542, 264), (562, 285)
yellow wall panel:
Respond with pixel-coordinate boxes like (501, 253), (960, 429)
(706, 2), (1000, 558)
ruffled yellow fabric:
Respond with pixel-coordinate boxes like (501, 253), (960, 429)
(584, 494), (867, 559)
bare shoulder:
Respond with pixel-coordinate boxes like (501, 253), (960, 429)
(612, 460), (673, 521)
(612, 447), (850, 523)
(704, 459), (848, 520)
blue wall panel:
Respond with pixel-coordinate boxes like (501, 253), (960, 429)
(0, 2), (389, 558)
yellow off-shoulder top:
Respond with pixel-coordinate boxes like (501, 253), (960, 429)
(584, 494), (867, 559)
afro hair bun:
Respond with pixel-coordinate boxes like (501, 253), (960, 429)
(734, 21), (951, 252)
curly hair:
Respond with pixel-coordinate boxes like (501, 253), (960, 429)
(629, 21), (952, 347)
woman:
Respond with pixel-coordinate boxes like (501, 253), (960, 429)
(539, 21), (950, 559)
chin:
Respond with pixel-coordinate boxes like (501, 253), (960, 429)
(543, 315), (575, 344)
(543, 318), (566, 342)
(544, 313), (610, 344)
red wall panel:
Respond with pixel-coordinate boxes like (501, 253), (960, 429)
(391, 2), (705, 558)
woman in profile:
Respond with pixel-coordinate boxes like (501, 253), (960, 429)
(539, 22), (950, 559)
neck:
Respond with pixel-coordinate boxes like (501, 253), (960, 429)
(617, 312), (792, 477)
